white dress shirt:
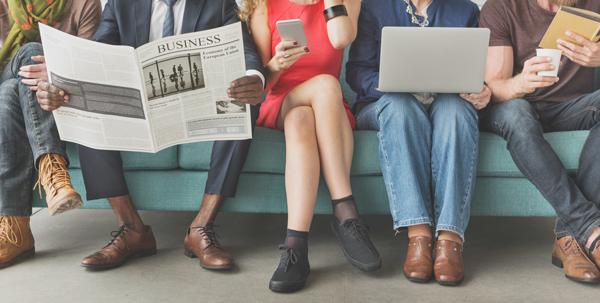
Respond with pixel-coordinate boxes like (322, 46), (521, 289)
(148, 0), (265, 86)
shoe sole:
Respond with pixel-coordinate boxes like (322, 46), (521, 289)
(269, 279), (307, 293)
(81, 249), (157, 271)
(404, 273), (432, 283)
(0, 248), (35, 269)
(552, 256), (600, 284)
(48, 192), (83, 216)
(437, 278), (464, 287)
(184, 249), (234, 271)
(330, 221), (382, 272)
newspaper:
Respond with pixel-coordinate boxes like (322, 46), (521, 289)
(39, 22), (252, 153)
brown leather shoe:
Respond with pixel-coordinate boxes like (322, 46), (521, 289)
(0, 216), (35, 269)
(552, 236), (600, 284)
(403, 236), (433, 283)
(36, 154), (82, 216)
(81, 225), (156, 270)
(434, 240), (464, 286)
(184, 224), (234, 270)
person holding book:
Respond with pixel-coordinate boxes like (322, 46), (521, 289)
(35, 0), (266, 271)
(347, 0), (491, 286)
(238, 0), (381, 293)
(0, 0), (101, 269)
(480, 0), (600, 284)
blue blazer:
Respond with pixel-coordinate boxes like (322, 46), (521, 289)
(346, 0), (479, 110)
(94, 0), (264, 76)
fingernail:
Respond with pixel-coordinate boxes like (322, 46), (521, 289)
(549, 65), (555, 69)
(59, 91), (64, 96)
(566, 31), (572, 36)
(304, 47), (310, 52)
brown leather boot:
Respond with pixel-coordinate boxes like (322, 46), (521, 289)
(184, 224), (234, 270)
(0, 216), (35, 269)
(36, 154), (82, 216)
(81, 225), (156, 270)
(434, 240), (464, 286)
(403, 236), (433, 283)
(552, 236), (600, 284)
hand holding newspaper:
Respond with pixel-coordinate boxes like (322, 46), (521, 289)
(39, 22), (252, 153)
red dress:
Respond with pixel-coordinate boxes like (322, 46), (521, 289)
(257, 0), (356, 129)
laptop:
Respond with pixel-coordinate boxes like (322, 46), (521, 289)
(378, 27), (490, 93)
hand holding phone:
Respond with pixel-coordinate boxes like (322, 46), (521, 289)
(269, 19), (310, 72)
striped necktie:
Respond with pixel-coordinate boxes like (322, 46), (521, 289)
(162, 0), (178, 38)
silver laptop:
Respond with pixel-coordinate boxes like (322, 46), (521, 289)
(378, 27), (490, 93)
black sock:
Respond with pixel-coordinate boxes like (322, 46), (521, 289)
(284, 229), (309, 255)
(332, 195), (359, 223)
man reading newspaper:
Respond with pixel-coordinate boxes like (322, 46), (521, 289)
(35, 0), (265, 271)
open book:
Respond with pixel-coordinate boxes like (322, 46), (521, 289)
(40, 22), (252, 153)
(539, 6), (600, 49)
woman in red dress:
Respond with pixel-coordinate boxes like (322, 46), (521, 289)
(239, 0), (380, 293)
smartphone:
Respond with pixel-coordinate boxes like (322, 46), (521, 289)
(276, 19), (308, 47)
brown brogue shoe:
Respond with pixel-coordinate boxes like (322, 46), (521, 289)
(434, 240), (464, 286)
(184, 224), (234, 270)
(403, 236), (433, 283)
(81, 225), (156, 270)
(0, 216), (35, 269)
(36, 154), (82, 216)
(552, 236), (600, 284)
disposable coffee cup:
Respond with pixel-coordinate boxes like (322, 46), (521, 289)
(536, 48), (562, 77)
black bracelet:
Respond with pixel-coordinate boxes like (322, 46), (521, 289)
(324, 4), (348, 22)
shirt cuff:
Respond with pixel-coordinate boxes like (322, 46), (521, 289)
(246, 69), (266, 88)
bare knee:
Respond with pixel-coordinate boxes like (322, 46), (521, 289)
(308, 74), (343, 105)
(284, 106), (316, 142)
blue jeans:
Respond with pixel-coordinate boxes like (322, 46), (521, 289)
(356, 93), (479, 240)
(481, 90), (600, 245)
(0, 43), (66, 216)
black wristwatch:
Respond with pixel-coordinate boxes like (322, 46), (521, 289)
(324, 4), (348, 22)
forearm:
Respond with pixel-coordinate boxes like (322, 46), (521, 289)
(324, 0), (358, 49)
(265, 59), (283, 91)
(487, 76), (525, 103)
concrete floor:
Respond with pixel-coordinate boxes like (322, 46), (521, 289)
(1, 210), (599, 303)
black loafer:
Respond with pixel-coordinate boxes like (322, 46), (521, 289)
(269, 246), (310, 293)
(331, 218), (382, 272)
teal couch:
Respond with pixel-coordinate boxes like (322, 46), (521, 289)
(32, 62), (599, 218)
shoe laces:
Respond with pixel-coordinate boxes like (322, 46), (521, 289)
(34, 154), (72, 198)
(564, 237), (587, 257)
(191, 224), (221, 250)
(278, 246), (299, 272)
(0, 217), (22, 247)
(104, 225), (130, 251)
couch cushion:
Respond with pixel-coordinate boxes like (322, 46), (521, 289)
(179, 128), (590, 177)
(66, 144), (179, 170)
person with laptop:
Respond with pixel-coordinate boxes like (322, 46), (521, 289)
(347, 0), (491, 286)
(480, 0), (600, 284)
(239, 0), (381, 293)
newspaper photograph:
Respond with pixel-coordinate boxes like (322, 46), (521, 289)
(40, 22), (252, 153)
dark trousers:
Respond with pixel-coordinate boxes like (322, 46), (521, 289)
(0, 43), (67, 216)
(481, 90), (600, 245)
(79, 105), (259, 200)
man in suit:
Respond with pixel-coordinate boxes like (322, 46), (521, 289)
(35, 0), (265, 271)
